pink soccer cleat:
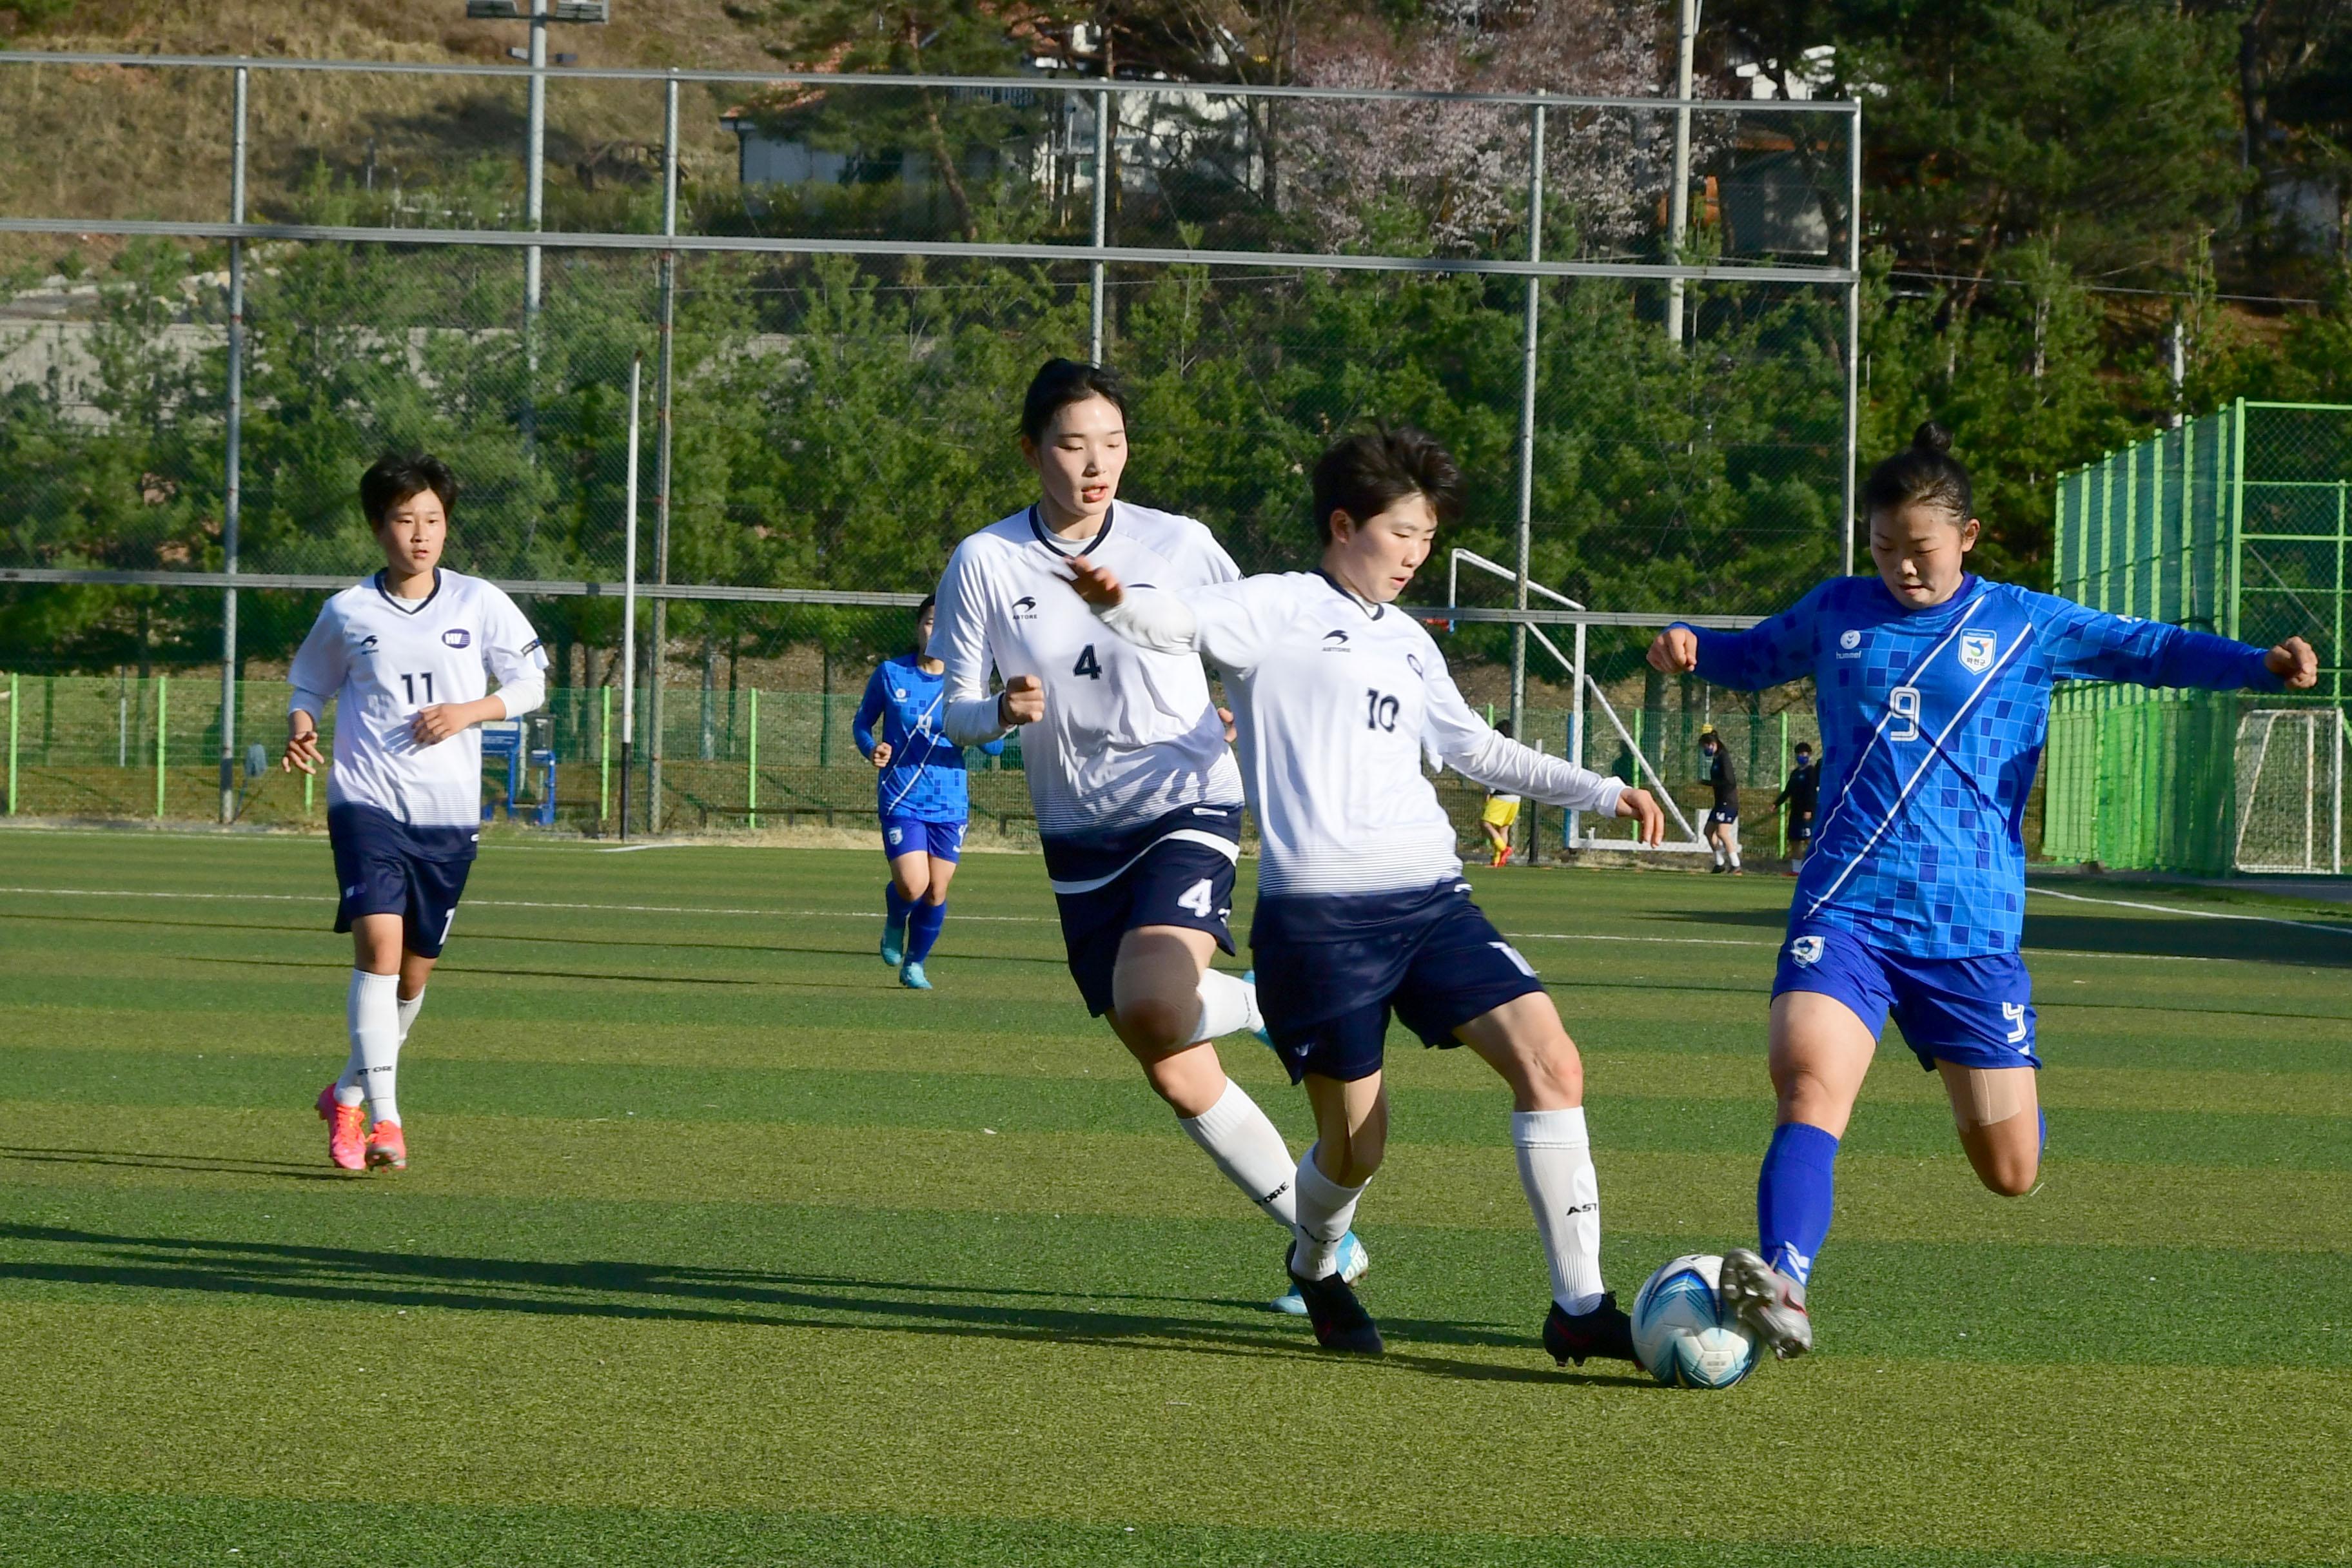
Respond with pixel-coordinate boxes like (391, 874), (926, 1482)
(367, 1121), (407, 1171)
(317, 1083), (368, 1171)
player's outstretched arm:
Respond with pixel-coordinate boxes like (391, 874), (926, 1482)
(2048, 597), (2317, 692)
(2267, 636), (2319, 689)
(1647, 625), (1700, 674)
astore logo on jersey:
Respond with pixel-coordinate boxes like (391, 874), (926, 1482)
(1320, 629), (1351, 652)
(355, 634), (379, 655)
(442, 629), (472, 649)
(1011, 596), (1039, 620)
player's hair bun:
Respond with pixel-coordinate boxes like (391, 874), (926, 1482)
(1912, 421), (1954, 456)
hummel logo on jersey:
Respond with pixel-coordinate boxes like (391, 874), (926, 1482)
(442, 629), (472, 649)
(1790, 935), (1825, 966)
(1011, 596), (1039, 619)
(1321, 629), (1351, 650)
(1959, 631), (1997, 673)
(1838, 629), (1862, 656)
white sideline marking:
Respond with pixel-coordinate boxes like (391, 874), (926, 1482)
(2026, 886), (2352, 939)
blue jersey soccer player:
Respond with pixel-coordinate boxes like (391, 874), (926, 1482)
(854, 594), (1005, 990)
(1066, 428), (1668, 1362)
(932, 358), (1367, 1315)
(1649, 422), (2318, 1358)
(282, 453), (549, 1173)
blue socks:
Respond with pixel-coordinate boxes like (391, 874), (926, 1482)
(906, 900), (947, 965)
(1756, 1122), (1839, 1285)
(885, 885), (913, 944)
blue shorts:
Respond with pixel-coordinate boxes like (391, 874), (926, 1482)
(1772, 922), (2039, 1072)
(1250, 878), (1546, 1084)
(1044, 804), (1241, 1017)
(327, 803), (477, 959)
(880, 815), (966, 863)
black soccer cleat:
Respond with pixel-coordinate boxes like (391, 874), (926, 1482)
(1288, 1266), (1384, 1355)
(1543, 1293), (1637, 1367)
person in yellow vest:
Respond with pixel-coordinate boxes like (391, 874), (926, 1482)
(1479, 719), (1523, 867)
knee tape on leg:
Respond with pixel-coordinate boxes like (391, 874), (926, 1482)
(1951, 1067), (2035, 1130)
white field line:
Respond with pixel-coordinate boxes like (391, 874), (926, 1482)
(4, 882), (2340, 962)
(2026, 885), (2352, 939)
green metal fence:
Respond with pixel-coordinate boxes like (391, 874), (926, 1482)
(2044, 400), (2351, 872)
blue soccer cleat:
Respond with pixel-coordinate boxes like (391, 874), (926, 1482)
(1269, 1229), (1367, 1315)
(898, 961), (932, 991)
(880, 923), (905, 968)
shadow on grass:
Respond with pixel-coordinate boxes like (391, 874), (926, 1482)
(0, 1222), (1649, 1388)
(1654, 905), (2352, 968)
(0, 1146), (349, 1181)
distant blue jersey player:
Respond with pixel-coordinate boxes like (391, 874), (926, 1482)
(853, 594), (1004, 990)
(1651, 422), (2317, 1360)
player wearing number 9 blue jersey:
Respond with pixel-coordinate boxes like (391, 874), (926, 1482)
(1652, 422), (2318, 1360)
(930, 359), (1367, 1314)
(1068, 427), (1671, 1366)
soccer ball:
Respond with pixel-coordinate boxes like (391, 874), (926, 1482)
(1630, 1254), (1758, 1389)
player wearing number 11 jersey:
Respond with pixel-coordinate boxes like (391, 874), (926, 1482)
(1652, 422), (2317, 1360)
(282, 453), (548, 1173)
(932, 360), (1365, 1313)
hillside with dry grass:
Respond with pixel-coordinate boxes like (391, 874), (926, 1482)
(0, 0), (789, 269)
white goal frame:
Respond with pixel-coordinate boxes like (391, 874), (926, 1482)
(2233, 707), (2347, 876)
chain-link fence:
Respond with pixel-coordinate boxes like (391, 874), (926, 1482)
(0, 50), (1857, 836)
(2045, 400), (2352, 873)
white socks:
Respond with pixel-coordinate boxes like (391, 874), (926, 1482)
(342, 970), (403, 1127)
(1177, 1079), (1299, 1228)
(335, 984), (425, 1111)
(1192, 969), (1262, 1043)
(1513, 1107), (1605, 1315)
(1289, 1150), (1367, 1279)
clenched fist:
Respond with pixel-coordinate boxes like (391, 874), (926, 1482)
(998, 673), (1045, 727)
(1647, 626), (1699, 674)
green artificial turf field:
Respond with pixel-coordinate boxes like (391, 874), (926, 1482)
(1, 828), (2347, 1567)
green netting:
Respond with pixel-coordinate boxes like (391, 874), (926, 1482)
(2044, 401), (2351, 872)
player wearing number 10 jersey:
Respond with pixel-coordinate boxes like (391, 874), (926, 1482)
(932, 360), (1364, 1312)
(282, 453), (549, 1173)
(1068, 427), (1669, 1364)
(1652, 422), (2317, 1360)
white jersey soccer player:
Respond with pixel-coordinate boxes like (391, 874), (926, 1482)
(1069, 426), (1665, 1363)
(282, 454), (547, 1172)
(930, 358), (1366, 1312)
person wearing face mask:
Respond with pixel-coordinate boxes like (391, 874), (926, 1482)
(853, 594), (1005, 990)
(930, 358), (1368, 1316)
(1063, 426), (1667, 1366)
(1648, 421), (2318, 1362)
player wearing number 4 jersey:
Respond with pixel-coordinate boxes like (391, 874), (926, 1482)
(932, 359), (1366, 1313)
(282, 453), (549, 1172)
(1068, 427), (1668, 1364)
(1653, 422), (2317, 1360)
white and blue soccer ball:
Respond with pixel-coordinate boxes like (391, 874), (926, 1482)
(1630, 1254), (1758, 1389)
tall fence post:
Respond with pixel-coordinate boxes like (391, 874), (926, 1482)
(6, 671), (17, 815)
(1778, 710), (1789, 858)
(747, 687), (760, 828)
(649, 74), (680, 834)
(1665, 0), (1697, 344)
(2228, 397), (2246, 641)
(1509, 97), (1547, 745)
(1840, 100), (1863, 580)
(218, 64), (248, 825)
(155, 673), (168, 819)
(600, 682), (612, 823)
(1089, 86), (1111, 362)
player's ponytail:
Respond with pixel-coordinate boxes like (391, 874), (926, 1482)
(1861, 420), (1972, 524)
(912, 593), (936, 656)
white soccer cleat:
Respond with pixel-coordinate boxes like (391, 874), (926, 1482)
(1269, 1230), (1367, 1315)
(1717, 1246), (1813, 1359)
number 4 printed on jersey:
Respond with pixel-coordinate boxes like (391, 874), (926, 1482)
(1176, 878), (1215, 918)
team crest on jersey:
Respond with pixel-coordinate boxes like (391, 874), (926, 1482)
(1958, 631), (1997, 673)
(442, 629), (471, 649)
(1011, 596), (1039, 620)
(1789, 935), (1825, 966)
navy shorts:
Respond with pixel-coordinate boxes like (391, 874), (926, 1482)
(1709, 806), (1740, 827)
(327, 803), (477, 959)
(1772, 922), (2039, 1072)
(1044, 804), (1241, 1017)
(1788, 810), (1815, 843)
(1250, 878), (1546, 1084)
(880, 814), (966, 863)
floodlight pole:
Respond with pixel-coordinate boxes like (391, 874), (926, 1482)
(1509, 98), (1546, 756)
(648, 74), (679, 834)
(524, 0), (546, 326)
(618, 354), (641, 841)
(1841, 100), (1862, 578)
(1665, 0), (1700, 345)
(1089, 87), (1111, 362)
(217, 65), (248, 825)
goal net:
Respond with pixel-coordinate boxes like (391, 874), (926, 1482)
(2234, 707), (2348, 875)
